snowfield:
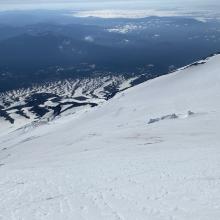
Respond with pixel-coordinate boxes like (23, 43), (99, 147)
(1, 55), (220, 220)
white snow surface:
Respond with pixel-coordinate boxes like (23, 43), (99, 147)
(1, 55), (220, 219)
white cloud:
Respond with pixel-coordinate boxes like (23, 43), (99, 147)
(73, 9), (179, 19)
(84, 36), (94, 42)
(0, 0), (220, 21)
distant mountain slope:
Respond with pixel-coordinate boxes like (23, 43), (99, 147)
(2, 17), (220, 93)
(0, 54), (220, 220)
(0, 75), (139, 130)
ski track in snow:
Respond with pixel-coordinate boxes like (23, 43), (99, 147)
(1, 55), (220, 219)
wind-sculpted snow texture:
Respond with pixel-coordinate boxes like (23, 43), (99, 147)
(0, 55), (220, 220)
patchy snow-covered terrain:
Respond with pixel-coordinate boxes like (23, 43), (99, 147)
(0, 75), (139, 131)
(0, 55), (220, 220)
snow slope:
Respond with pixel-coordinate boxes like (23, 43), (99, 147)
(0, 55), (220, 220)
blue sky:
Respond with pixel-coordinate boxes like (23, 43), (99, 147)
(0, 0), (218, 6)
(0, 0), (219, 11)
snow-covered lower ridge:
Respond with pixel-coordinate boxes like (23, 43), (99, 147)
(1, 54), (220, 220)
(0, 75), (138, 131)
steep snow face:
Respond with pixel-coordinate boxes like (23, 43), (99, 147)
(1, 55), (220, 220)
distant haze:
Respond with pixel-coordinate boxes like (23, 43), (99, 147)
(0, 0), (220, 21)
(1, 0), (220, 11)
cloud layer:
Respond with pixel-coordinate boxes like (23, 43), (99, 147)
(0, 0), (220, 14)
